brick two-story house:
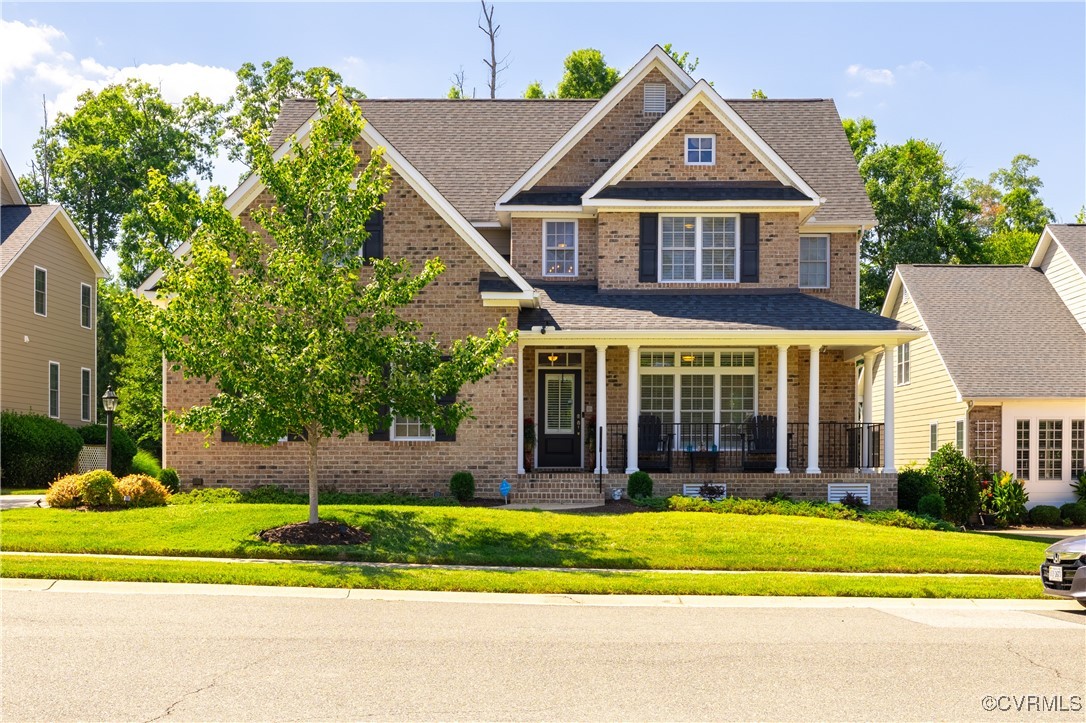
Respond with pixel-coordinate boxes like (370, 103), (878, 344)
(141, 47), (921, 507)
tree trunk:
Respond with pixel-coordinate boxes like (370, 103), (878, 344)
(307, 429), (319, 524)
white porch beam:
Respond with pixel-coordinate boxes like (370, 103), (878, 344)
(626, 345), (640, 474)
(775, 345), (789, 474)
(595, 344), (608, 474)
(806, 345), (822, 474)
(862, 352), (875, 472)
(516, 343), (525, 474)
(883, 345), (897, 473)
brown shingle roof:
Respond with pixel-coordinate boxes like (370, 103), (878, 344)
(268, 96), (873, 226)
(898, 264), (1086, 398)
(1, 204), (59, 273)
(1048, 224), (1086, 273)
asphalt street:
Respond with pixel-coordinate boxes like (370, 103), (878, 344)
(2, 583), (1084, 721)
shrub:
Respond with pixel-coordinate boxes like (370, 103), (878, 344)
(169, 487), (242, 505)
(627, 471), (653, 499)
(897, 467), (937, 512)
(79, 470), (120, 508)
(45, 474), (84, 509)
(1072, 473), (1086, 503)
(1059, 502), (1086, 526)
(241, 485), (306, 504)
(988, 471), (1028, 526)
(0, 411), (83, 488)
(665, 495), (955, 531)
(316, 490), (459, 507)
(763, 491), (794, 503)
(926, 444), (979, 525)
(917, 493), (946, 520)
(116, 474), (170, 507)
(77, 424), (138, 477)
(131, 449), (163, 479)
(1029, 505), (1061, 526)
(449, 471), (475, 503)
(158, 468), (180, 493)
(840, 492), (869, 511)
(698, 482), (726, 502)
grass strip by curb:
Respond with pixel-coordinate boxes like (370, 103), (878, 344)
(0, 554), (1047, 599)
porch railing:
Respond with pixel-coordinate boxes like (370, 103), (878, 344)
(605, 421), (883, 473)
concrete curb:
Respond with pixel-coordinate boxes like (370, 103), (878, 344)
(0, 550), (1036, 578)
(1, 577), (1079, 610)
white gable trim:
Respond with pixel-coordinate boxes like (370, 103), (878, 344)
(582, 81), (822, 204)
(1030, 225), (1086, 280)
(0, 206), (108, 279)
(495, 46), (695, 208)
(140, 108), (533, 299)
(1, 149), (27, 205)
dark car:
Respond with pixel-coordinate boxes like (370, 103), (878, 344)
(1040, 535), (1086, 607)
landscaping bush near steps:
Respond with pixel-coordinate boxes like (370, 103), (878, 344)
(449, 471), (475, 502)
(926, 444), (980, 526)
(1029, 505), (1061, 527)
(667, 495), (956, 531)
(0, 411), (83, 488)
(1060, 502), (1086, 526)
(627, 471), (653, 499)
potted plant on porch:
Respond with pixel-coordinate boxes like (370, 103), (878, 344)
(523, 417), (535, 472)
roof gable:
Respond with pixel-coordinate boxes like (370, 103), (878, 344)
(0, 204), (108, 278)
(1, 150), (27, 206)
(583, 82), (821, 208)
(496, 46), (695, 207)
(1030, 224), (1086, 277)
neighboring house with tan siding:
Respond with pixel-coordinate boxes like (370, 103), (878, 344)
(140, 46), (923, 507)
(870, 224), (1086, 507)
(1, 150), (108, 426)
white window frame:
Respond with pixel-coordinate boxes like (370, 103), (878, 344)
(80, 283), (93, 329)
(48, 361), (60, 418)
(896, 343), (911, 386)
(34, 266), (47, 317)
(80, 367), (92, 422)
(929, 422), (938, 456)
(643, 83), (666, 113)
(955, 418), (965, 451)
(1038, 419), (1063, 481)
(390, 415), (435, 442)
(685, 134), (716, 165)
(658, 214), (740, 283)
(798, 235), (830, 289)
(542, 219), (578, 278)
(637, 348), (758, 451)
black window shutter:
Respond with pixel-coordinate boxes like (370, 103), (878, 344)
(368, 404), (391, 441)
(363, 208), (384, 262)
(435, 355), (457, 442)
(221, 429), (239, 443)
(639, 213), (659, 282)
(740, 213), (760, 283)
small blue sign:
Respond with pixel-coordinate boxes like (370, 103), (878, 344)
(500, 479), (511, 499)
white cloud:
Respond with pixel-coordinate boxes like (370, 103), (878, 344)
(0, 19), (65, 82)
(846, 64), (895, 85)
(47, 61), (236, 118)
(897, 60), (932, 74)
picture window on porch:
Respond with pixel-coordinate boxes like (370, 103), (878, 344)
(659, 215), (738, 283)
(543, 220), (578, 277)
(1015, 420), (1030, 480)
(1038, 420), (1062, 480)
(1072, 419), (1085, 478)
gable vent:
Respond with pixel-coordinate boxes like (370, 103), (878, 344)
(643, 83), (666, 113)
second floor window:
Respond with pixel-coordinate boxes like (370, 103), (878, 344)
(660, 215), (738, 282)
(81, 283), (92, 329)
(34, 267), (47, 316)
(895, 343), (910, 386)
(543, 220), (577, 277)
(686, 135), (715, 165)
(799, 235), (829, 288)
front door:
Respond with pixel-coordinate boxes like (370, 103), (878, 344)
(538, 369), (581, 467)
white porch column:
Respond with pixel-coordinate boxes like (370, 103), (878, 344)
(862, 352), (875, 472)
(883, 345), (897, 473)
(806, 345), (822, 474)
(516, 343), (525, 474)
(626, 345), (640, 474)
(775, 345), (789, 474)
(595, 344), (608, 474)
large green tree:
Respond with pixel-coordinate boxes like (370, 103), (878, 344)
(556, 49), (621, 99)
(21, 80), (223, 261)
(848, 118), (980, 310)
(963, 154), (1054, 264)
(138, 86), (515, 524)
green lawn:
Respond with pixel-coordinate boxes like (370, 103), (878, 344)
(0, 488), (47, 496)
(0, 503), (1049, 574)
(0, 554), (1046, 599)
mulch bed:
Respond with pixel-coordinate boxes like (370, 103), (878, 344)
(259, 520), (371, 545)
(565, 498), (659, 515)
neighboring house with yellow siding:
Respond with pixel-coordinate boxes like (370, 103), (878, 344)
(869, 224), (1086, 507)
(1, 149), (109, 426)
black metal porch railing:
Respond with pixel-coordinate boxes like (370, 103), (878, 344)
(605, 420), (883, 473)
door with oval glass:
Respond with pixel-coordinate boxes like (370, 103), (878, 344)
(537, 369), (582, 467)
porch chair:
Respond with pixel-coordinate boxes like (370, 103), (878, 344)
(742, 414), (779, 472)
(637, 413), (674, 472)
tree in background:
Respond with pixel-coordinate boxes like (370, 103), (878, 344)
(104, 286), (164, 456)
(137, 85), (516, 524)
(962, 154), (1054, 264)
(19, 80), (223, 260)
(447, 67), (467, 99)
(478, 1), (508, 98)
(661, 43), (699, 75)
(556, 49), (621, 99)
(523, 81), (547, 99)
(843, 116), (877, 162)
(750, 89), (768, 100)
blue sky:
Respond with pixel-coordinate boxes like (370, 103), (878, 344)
(3, 1), (1084, 221)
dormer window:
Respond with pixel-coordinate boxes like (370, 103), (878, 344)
(686, 135), (715, 165)
(643, 83), (666, 113)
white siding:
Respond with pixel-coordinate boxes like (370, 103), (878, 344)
(1041, 240), (1086, 331)
(1000, 399), (1086, 507)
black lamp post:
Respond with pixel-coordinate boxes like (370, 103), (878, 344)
(102, 386), (119, 473)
